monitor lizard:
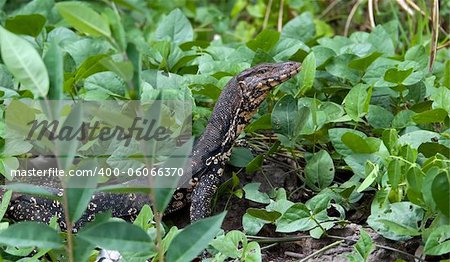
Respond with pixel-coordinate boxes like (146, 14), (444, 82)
(4, 61), (301, 230)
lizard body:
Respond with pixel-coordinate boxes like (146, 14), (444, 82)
(5, 61), (301, 229)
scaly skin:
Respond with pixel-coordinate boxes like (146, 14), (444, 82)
(4, 61), (301, 229)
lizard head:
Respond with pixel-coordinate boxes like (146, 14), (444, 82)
(236, 61), (301, 108)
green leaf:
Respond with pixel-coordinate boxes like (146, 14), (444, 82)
(304, 150), (334, 191)
(0, 26), (49, 97)
(242, 213), (267, 235)
(166, 212), (226, 262)
(398, 130), (440, 149)
(243, 183), (270, 204)
(382, 129), (398, 154)
(56, 2), (111, 37)
(384, 67), (413, 84)
(155, 9), (193, 44)
(341, 132), (380, 154)
(367, 105), (394, 129)
(133, 204), (154, 231)
(5, 183), (60, 201)
(431, 172), (450, 218)
(0, 190), (12, 220)
(387, 159), (405, 190)
(245, 114), (272, 133)
(5, 14), (46, 37)
(412, 108), (448, 124)
(77, 221), (154, 253)
(344, 84), (372, 122)
(44, 40), (64, 100)
(245, 154), (264, 174)
(281, 12), (315, 43)
(296, 52), (315, 97)
(272, 95), (298, 138)
(247, 29), (280, 52)
(346, 229), (374, 262)
(246, 208), (281, 223)
(0, 222), (63, 249)
(276, 203), (314, 233)
(348, 52), (382, 71)
(229, 147), (253, 168)
(328, 128), (368, 156)
(424, 225), (450, 256)
(367, 202), (423, 241)
(357, 161), (379, 192)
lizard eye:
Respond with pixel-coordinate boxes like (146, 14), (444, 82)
(258, 69), (267, 74)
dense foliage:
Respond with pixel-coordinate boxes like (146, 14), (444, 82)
(0, 0), (448, 261)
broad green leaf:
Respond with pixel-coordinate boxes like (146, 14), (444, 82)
(367, 202), (423, 241)
(0, 26), (49, 97)
(166, 212), (226, 262)
(344, 84), (372, 122)
(346, 229), (374, 262)
(424, 225), (450, 256)
(77, 221), (154, 252)
(405, 165), (425, 206)
(243, 183), (270, 204)
(348, 52), (382, 71)
(247, 29), (280, 52)
(418, 142), (450, 158)
(412, 108), (448, 124)
(341, 132), (379, 154)
(56, 2), (111, 37)
(210, 230), (246, 258)
(0, 222), (63, 249)
(387, 159), (405, 190)
(304, 150), (334, 191)
(431, 172), (450, 218)
(431, 86), (450, 114)
(246, 208), (281, 222)
(5, 14), (46, 37)
(242, 213), (267, 235)
(271, 95), (298, 137)
(367, 105), (394, 129)
(398, 130), (440, 149)
(384, 67), (413, 84)
(328, 128), (368, 156)
(229, 147), (253, 167)
(133, 204), (154, 231)
(245, 154), (264, 174)
(245, 114), (272, 133)
(382, 129), (398, 154)
(276, 203), (314, 233)
(155, 9), (193, 44)
(296, 52), (315, 97)
(281, 12), (315, 43)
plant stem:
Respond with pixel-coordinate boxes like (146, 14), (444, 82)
(298, 240), (344, 262)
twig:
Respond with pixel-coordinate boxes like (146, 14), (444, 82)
(263, 0), (273, 30)
(319, 0), (342, 18)
(277, 0), (284, 32)
(429, 0), (439, 72)
(404, 0), (448, 35)
(438, 41), (450, 50)
(285, 251), (303, 258)
(345, 0), (363, 36)
(368, 0), (376, 28)
(261, 243), (278, 250)
(298, 240), (345, 262)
